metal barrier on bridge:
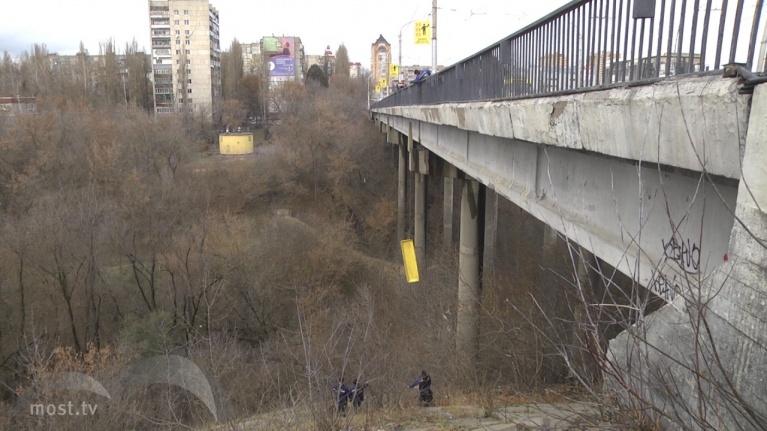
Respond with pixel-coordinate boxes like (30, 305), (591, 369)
(373, 0), (766, 107)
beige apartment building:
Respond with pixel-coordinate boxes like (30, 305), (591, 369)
(148, 0), (221, 117)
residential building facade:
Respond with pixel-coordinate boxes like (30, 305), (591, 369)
(370, 35), (391, 100)
(148, 0), (221, 117)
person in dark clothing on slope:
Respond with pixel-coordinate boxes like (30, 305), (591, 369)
(350, 378), (369, 408)
(409, 370), (433, 406)
(332, 377), (351, 414)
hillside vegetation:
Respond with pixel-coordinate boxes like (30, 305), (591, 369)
(0, 66), (631, 429)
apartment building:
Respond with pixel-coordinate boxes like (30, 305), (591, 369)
(241, 42), (262, 76)
(148, 0), (221, 117)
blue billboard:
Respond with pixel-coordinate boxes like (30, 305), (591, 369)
(269, 55), (295, 77)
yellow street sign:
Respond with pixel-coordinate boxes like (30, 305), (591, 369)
(415, 21), (431, 45)
(375, 85), (381, 93)
(379, 77), (387, 87)
(400, 239), (420, 283)
(389, 63), (399, 78)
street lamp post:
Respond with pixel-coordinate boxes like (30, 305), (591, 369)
(432, 0), (437, 72)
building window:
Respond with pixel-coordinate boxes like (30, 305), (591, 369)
(174, 20), (179, 25)
(185, 40), (190, 45)
(176, 60), (180, 64)
(186, 50), (190, 54)
(184, 20), (189, 25)
(188, 79), (192, 83)
(183, 10), (189, 15)
(188, 88), (192, 93)
(186, 59), (191, 65)
(174, 9), (179, 15)
(175, 40), (180, 45)
(176, 50), (180, 54)
(175, 30), (180, 35)
(185, 30), (190, 35)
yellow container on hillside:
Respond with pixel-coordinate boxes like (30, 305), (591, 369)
(219, 133), (254, 155)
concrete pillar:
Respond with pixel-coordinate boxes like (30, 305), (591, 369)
(397, 141), (407, 241)
(414, 172), (426, 267)
(540, 224), (560, 382)
(543, 225), (559, 290)
(457, 179), (482, 359)
(483, 189), (498, 276)
(570, 245), (602, 388)
(443, 178), (454, 245)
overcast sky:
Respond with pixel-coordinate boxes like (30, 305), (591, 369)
(1, 0), (572, 68)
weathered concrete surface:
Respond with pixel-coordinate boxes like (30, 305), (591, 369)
(606, 85), (767, 429)
(374, 76), (748, 180)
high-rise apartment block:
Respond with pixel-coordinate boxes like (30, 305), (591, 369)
(148, 0), (221, 117)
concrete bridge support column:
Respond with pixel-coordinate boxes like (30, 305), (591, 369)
(457, 179), (485, 359)
(443, 178), (454, 245)
(414, 171), (426, 266)
(397, 136), (407, 240)
(412, 141), (429, 268)
(569, 245), (602, 387)
(483, 189), (498, 276)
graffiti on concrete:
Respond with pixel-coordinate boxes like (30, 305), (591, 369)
(649, 271), (678, 302)
(662, 236), (701, 273)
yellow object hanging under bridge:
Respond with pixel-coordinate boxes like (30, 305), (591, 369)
(400, 239), (420, 283)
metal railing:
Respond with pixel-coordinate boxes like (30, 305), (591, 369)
(373, 0), (766, 108)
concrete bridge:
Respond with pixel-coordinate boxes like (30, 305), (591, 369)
(371, 0), (767, 428)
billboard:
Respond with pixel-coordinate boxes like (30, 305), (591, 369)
(262, 37), (280, 53)
(269, 55), (295, 77)
(263, 36), (294, 56)
(264, 36), (296, 77)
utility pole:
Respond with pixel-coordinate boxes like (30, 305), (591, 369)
(399, 30), (403, 85)
(432, 0), (438, 72)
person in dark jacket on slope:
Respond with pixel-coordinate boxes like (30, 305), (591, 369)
(332, 377), (351, 414)
(350, 378), (369, 408)
(409, 370), (433, 406)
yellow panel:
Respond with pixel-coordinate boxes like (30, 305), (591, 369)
(389, 63), (399, 78)
(415, 21), (431, 45)
(400, 239), (420, 283)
